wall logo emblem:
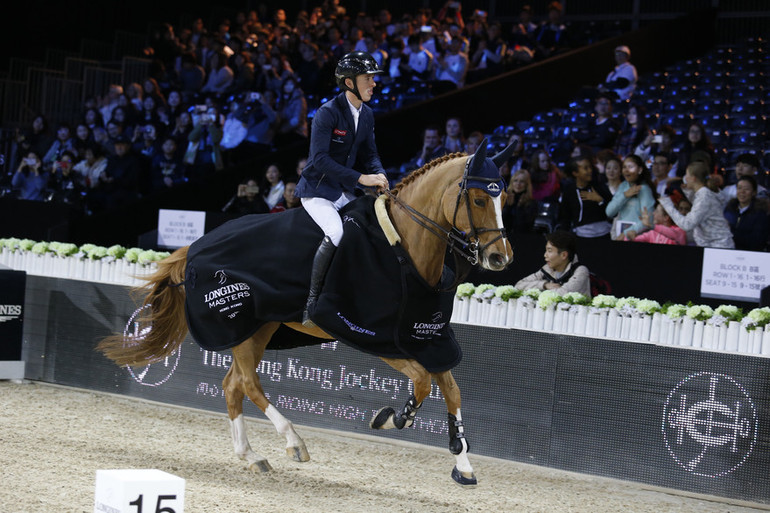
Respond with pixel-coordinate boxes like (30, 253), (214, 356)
(123, 305), (181, 387)
(662, 372), (758, 477)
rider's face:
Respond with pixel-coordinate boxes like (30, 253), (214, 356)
(355, 74), (377, 102)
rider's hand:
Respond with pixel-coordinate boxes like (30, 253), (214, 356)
(358, 173), (389, 191)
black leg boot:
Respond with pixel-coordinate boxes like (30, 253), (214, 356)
(302, 236), (336, 328)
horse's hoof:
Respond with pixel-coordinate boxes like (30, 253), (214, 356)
(370, 407), (396, 429)
(248, 459), (273, 473)
(287, 444), (310, 462)
(451, 466), (477, 487)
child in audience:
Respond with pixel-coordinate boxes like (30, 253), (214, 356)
(620, 203), (687, 245)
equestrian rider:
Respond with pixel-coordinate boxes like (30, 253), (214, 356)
(295, 51), (389, 327)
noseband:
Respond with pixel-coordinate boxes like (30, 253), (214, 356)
(385, 158), (508, 266)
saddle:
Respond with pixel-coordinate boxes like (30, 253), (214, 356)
(183, 195), (461, 372)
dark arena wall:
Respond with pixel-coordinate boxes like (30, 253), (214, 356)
(20, 275), (770, 505)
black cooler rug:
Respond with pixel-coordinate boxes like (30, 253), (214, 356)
(183, 195), (461, 372)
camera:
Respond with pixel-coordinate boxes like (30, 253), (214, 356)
(245, 185), (260, 194)
(652, 135), (663, 144)
(195, 105), (207, 113)
(249, 92), (262, 102)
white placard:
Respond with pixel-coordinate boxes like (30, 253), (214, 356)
(157, 209), (206, 249)
(701, 248), (770, 302)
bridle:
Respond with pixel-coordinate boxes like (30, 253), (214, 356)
(384, 157), (508, 267)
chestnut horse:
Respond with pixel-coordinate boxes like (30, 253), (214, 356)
(98, 141), (514, 486)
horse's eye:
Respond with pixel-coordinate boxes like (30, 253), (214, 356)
(473, 198), (486, 207)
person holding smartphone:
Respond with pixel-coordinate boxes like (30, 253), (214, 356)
(12, 151), (49, 201)
(294, 51), (389, 327)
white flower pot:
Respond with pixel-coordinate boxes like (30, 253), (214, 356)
(574, 305), (588, 335)
(762, 325), (770, 356)
(750, 329), (762, 354)
(585, 310), (598, 337)
(725, 321), (740, 352)
(531, 305), (545, 330)
(679, 317), (694, 346)
(505, 299), (517, 327)
(640, 314), (652, 342)
(650, 312), (662, 343)
(717, 323), (728, 351)
(691, 320), (704, 348)
(543, 305), (555, 331)
(738, 325), (750, 353)
(666, 318), (681, 345)
(619, 315), (631, 340)
(606, 309), (621, 339)
(702, 324), (715, 350)
(468, 298), (481, 325)
(490, 301), (506, 327)
(553, 304), (570, 333)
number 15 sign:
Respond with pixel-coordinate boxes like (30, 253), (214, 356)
(94, 469), (185, 513)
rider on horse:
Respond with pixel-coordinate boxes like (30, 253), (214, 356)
(294, 51), (390, 328)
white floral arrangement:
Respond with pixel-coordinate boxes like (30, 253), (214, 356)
(636, 299), (662, 315)
(686, 304), (714, 322)
(743, 307), (770, 331)
(494, 285), (521, 302)
(591, 294), (617, 308)
(536, 290), (562, 310)
(456, 283), (476, 299)
(664, 304), (687, 319)
(712, 305), (743, 325)
(522, 288), (541, 300)
(562, 292), (590, 306)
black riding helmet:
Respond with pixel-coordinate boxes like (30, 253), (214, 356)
(335, 51), (384, 101)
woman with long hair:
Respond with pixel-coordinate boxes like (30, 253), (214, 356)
(503, 169), (537, 235)
(529, 148), (562, 201)
(605, 154), (656, 239)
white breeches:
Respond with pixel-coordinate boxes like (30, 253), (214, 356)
(301, 192), (355, 246)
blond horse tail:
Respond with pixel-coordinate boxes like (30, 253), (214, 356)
(97, 246), (189, 367)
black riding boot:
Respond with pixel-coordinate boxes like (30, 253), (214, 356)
(302, 236), (336, 328)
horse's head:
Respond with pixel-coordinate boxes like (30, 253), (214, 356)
(444, 139), (515, 271)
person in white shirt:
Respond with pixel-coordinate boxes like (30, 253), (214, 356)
(600, 45), (637, 101)
(718, 152), (768, 205)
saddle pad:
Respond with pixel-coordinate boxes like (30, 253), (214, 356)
(183, 196), (461, 372)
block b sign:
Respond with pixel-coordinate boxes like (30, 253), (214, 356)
(94, 469), (185, 513)
(157, 209), (206, 249)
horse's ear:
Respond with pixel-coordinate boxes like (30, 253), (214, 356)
(491, 142), (516, 168)
(469, 138), (489, 173)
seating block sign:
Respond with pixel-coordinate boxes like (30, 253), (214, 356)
(157, 209), (206, 249)
(94, 469), (185, 513)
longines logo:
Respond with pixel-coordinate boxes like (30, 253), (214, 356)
(0, 304), (22, 323)
(123, 305), (181, 387)
(662, 372), (758, 477)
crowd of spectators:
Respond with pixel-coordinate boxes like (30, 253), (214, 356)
(2, 1), (603, 215)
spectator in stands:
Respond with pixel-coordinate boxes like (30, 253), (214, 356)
(270, 180), (300, 213)
(11, 151), (48, 201)
(465, 131), (484, 155)
(222, 177), (269, 215)
(503, 168), (537, 235)
(559, 156), (613, 238)
(574, 92), (620, 153)
(434, 36), (468, 90)
(529, 148), (562, 201)
(220, 96), (249, 164)
(99, 84), (123, 127)
(261, 164), (285, 210)
(83, 108), (104, 132)
(606, 154), (656, 239)
(659, 161), (734, 248)
(620, 202), (687, 245)
(674, 122), (715, 176)
(201, 51), (235, 94)
(73, 144), (107, 189)
(468, 21), (507, 83)
(184, 105), (224, 180)
(166, 90), (186, 121)
(170, 111), (193, 146)
(723, 176), (769, 251)
(598, 45), (637, 101)
(634, 124), (677, 174)
(615, 104), (650, 157)
(48, 150), (83, 207)
(109, 107), (135, 140)
(602, 154), (623, 196)
(42, 123), (77, 172)
(508, 5), (537, 65)
(73, 123), (93, 158)
(228, 51), (256, 95)
(399, 125), (449, 180)
(133, 123), (160, 167)
(296, 41), (329, 95)
(177, 52), (206, 102)
(14, 115), (52, 168)
(275, 75), (308, 146)
(515, 230), (591, 297)
(719, 152), (767, 204)
(95, 135), (142, 211)
(442, 117), (466, 153)
(150, 137), (186, 193)
(650, 152), (675, 197)
(406, 34), (434, 81)
(238, 91), (276, 157)
(533, 1), (569, 59)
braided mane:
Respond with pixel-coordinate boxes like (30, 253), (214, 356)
(390, 152), (467, 197)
